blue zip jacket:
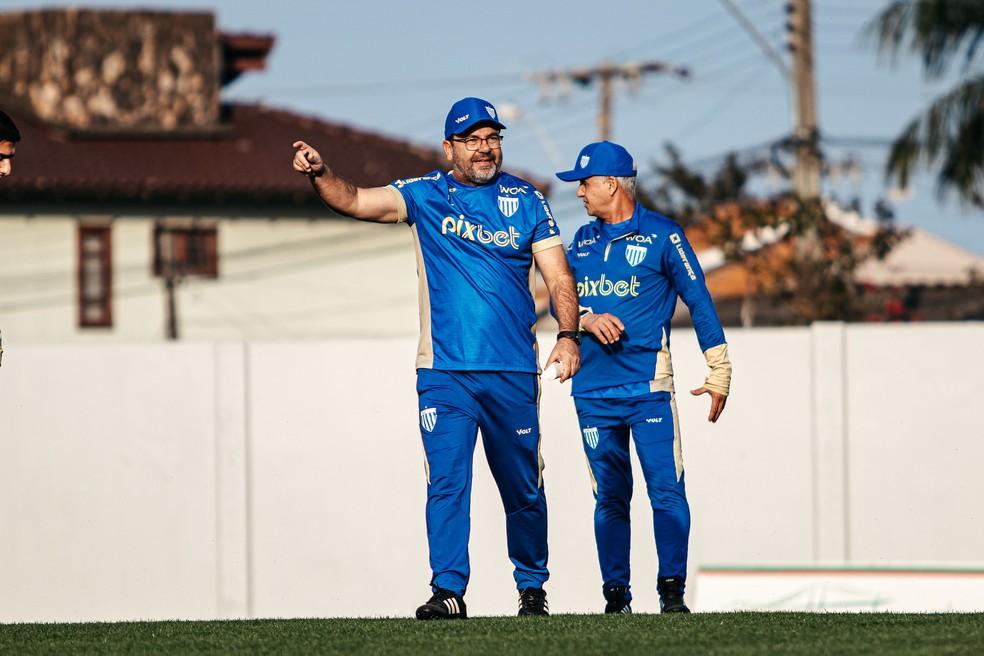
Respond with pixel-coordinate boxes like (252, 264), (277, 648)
(567, 203), (726, 397)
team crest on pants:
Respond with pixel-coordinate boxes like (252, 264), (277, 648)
(420, 407), (438, 433)
(498, 196), (519, 217)
(583, 426), (599, 449)
(625, 244), (648, 267)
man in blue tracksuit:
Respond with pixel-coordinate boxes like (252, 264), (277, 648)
(555, 142), (732, 614)
(292, 98), (581, 619)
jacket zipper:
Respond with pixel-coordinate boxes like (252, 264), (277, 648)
(603, 232), (637, 262)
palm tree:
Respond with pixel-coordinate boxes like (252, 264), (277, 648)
(870, 0), (984, 205)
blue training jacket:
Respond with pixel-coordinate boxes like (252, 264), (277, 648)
(566, 202), (726, 397)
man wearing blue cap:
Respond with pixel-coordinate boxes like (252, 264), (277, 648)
(292, 98), (580, 619)
(555, 141), (732, 614)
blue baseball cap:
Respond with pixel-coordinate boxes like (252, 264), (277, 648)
(444, 97), (506, 139)
(555, 141), (637, 181)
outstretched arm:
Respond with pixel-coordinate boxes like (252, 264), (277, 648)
(292, 141), (404, 223)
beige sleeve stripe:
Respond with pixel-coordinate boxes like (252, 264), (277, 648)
(532, 236), (563, 253)
(386, 185), (409, 223)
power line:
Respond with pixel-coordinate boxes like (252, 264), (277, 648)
(530, 60), (689, 141)
(678, 28), (782, 68)
(823, 135), (896, 148)
(717, 0), (791, 79)
(606, 6), (738, 60)
(463, 30), (781, 143)
(0, 229), (411, 314)
(670, 59), (774, 143)
(613, 0), (781, 63)
(232, 72), (526, 98)
(0, 223), (387, 289)
(688, 40), (786, 81)
(671, 136), (789, 172)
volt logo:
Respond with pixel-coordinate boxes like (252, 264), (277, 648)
(516, 427), (533, 436)
(577, 274), (641, 298)
(441, 216), (520, 249)
(645, 417), (663, 424)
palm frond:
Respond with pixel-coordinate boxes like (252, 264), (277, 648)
(886, 72), (984, 204)
(868, 0), (984, 77)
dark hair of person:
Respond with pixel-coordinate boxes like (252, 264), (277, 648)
(0, 110), (21, 143)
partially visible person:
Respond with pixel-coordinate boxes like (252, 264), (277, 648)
(0, 110), (20, 179)
(556, 141), (732, 614)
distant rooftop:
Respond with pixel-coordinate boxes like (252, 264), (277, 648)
(0, 103), (451, 209)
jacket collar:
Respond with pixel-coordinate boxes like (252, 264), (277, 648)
(591, 202), (643, 239)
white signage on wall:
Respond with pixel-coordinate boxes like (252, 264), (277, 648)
(696, 567), (984, 612)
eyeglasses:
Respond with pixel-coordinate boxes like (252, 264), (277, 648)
(450, 134), (504, 151)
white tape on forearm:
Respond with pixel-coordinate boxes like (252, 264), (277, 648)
(703, 343), (732, 396)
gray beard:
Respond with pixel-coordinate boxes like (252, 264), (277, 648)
(465, 164), (499, 184)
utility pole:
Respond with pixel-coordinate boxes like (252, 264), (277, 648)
(155, 222), (180, 340)
(532, 61), (689, 141)
(786, 0), (821, 200)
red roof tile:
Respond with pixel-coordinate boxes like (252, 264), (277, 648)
(0, 103), (452, 208)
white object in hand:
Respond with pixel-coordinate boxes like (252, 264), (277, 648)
(542, 361), (563, 381)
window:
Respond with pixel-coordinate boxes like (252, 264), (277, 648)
(77, 225), (113, 328)
(153, 225), (218, 278)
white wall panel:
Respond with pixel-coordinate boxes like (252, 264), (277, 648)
(0, 344), (218, 622)
(844, 324), (984, 562)
(0, 323), (981, 621)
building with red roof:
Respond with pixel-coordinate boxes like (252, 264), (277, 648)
(0, 8), (472, 342)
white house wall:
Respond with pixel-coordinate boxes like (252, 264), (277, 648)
(0, 215), (420, 344)
(0, 216), (79, 341)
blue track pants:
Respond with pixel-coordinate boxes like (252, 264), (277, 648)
(417, 369), (548, 596)
(574, 392), (689, 601)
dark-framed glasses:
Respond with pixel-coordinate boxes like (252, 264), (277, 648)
(451, 134), (504, 151)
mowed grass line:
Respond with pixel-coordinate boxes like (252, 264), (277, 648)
(1, 613), (983, 655)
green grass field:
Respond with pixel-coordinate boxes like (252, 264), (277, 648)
(2, 613), (982, 655)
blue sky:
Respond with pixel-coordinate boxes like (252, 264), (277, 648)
(8, 0), (984, 254)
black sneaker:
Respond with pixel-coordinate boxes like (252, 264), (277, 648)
(415, 588), (467, 620)
(603, 585), (632, 614)
(657, 577), (691, 614)
(517, 587), (549, 616)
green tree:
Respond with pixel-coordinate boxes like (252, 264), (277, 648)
(870, 0), (984, 204)
(643, 145), (904, 325)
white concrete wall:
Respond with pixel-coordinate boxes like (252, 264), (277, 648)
(0, 323), (981, 622)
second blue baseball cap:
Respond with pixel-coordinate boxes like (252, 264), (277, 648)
(444, 97), (506, 139)
(556, 141), (637, 181)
